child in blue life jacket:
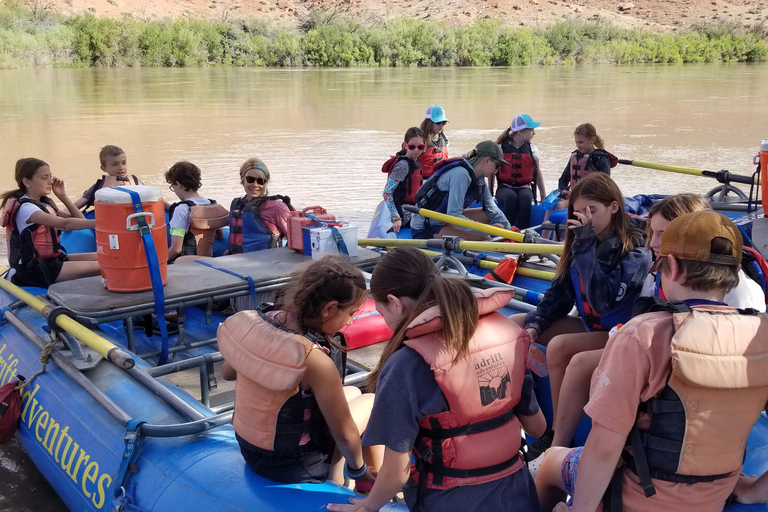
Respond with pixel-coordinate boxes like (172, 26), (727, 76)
(165, 161), (228, 262)
(544, 193), (767, 463)
(381, 127), (426, 233)
(218, 256), (380, 486)
(1, 158), (101, 287)
(490, 114), (547, 229)
(410, 141), (512, 241)
(510, 173), (651, 461)
(327, 247), (546, 512)
(418, 105), (450, 180)
(74, 145), (143, 212)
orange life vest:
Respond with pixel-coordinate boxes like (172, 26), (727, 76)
(418, 133), (449, 179)
(217, 309), (343, 456)
(498, 141), (537, 188)
(1, 197), (62, 273)
(404, 288), (529, 491)
(619, 304), (768, 506)
(168, 199), (229, 258)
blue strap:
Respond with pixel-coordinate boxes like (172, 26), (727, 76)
(113, 187), (170, 365)
(304, 213), (349, 256)
(111, 419), (146, 509)
(193, 260), (258, 307)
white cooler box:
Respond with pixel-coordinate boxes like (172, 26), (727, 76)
(305, 224), (358, 260)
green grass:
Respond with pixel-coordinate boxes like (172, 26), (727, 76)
(0, 0), (766, 68)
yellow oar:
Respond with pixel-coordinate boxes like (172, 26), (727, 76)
(0, 269), (135, 369)
(359, 238), (563, 255)
(421, 250), (555, 281)
(619, 159), (756, 184)
(403, 206), (526, 242)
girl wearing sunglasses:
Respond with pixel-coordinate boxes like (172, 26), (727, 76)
(418, 105), (450, 180)
(378, 127), (426, 234)
(228, 157), (294, 255)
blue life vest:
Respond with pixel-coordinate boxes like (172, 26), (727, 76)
(228, 196), (291, 254)
(414, 157), (483, 216)
(569, 263), (638, 332)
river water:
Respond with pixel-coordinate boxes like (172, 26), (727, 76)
(1, 64), (768, 257)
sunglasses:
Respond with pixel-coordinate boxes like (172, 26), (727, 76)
(243, 176), (266, 185)
(407, 144), (427, 150)
(435, 121), (448, 125)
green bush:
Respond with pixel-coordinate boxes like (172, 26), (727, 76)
(0, 0), (766, 68)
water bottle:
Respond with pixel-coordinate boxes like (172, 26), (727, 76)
(539, 189), (562, 210)
(758, 139), (768, 213)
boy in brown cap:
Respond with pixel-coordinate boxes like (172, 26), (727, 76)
(410, 140), (512, 240)
(536, 210), (768, 512)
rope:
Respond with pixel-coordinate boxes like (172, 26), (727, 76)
(15, 337), (56, 392)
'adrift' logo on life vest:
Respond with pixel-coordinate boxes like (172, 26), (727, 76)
(474, 352), (511, 406)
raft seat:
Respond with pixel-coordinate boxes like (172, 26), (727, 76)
(46, 247), (381, 354)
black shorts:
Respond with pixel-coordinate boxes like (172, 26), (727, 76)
(235, 432), (334, 484)
(11, 255), (66, 288)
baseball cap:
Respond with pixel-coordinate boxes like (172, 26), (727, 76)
(473, 140), (510, 167)
(650, 210), (742, 272)
(425, 105), (449, 123)
(511, 114), (541, 132)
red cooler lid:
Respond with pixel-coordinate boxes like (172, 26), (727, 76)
(95, 185), (163, 204)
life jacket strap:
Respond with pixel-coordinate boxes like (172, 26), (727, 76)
(418, 407), (517, 440)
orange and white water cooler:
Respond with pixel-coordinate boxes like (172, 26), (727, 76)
(94, 185), (168, 292)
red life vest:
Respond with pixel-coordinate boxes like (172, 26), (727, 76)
(568, 149), (617, 188)
(498, 141), (537, 188)
(1, 197), (62, 272)
(382, 155), (423, 205)
(418, 133), (449, 179)
(404, 288), (529, 491)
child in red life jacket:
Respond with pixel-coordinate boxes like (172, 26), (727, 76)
(218, 256), (380, 486)
(536, 211), (768, 512)
(510, 174), (651, 461)
(1, 158), (101, 287)
(550, 123), (615, 214)
(489, 114), (547, 229)
(327, 247), (546, 512)
(418, 105), (450, 180)
(381, 127), (426, 233)
(74, 145), (143, 212)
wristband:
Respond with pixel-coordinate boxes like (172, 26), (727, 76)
(344, 461), (367, 479)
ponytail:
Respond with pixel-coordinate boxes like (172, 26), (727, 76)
(495, 128), (512, 145)
(574, 123), (604, 150)
(367, 247), (478, 390)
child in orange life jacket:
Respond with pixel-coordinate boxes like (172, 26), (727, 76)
(418, 105), (450, 179)
(381, 127), (426, 233)
(1, 158), (101, 287)
(536, 210), (768, 512)
(489, 114), (547, 229)
(165, 161), (228, 262)
(327, 247), (546, 512)
(510, 173), (651, 461)
(218, 256), (380, 486)
(74, 145), (143, 212)
(550, 123), (613, 214)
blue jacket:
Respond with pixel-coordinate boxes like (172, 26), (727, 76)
(525, 225), (651, 334)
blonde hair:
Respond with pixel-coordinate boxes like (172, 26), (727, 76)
(239, 158), (270, 196)
(574, 123), (604, 150)
(645, 194), (710, 250)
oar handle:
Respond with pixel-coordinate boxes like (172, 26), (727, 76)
(619, 159), (756, 184)
(403, 206), (525, 242)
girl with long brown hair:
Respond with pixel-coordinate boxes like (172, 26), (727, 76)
(328, 247), (544, 512)
(511, 173), (651, 461)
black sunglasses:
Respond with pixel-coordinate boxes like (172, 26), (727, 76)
(407, 144), (426, 150)
(243, 176), (266, 185)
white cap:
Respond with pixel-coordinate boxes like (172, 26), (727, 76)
(762, 139), (768, 151)
(95, 185), (163, 204)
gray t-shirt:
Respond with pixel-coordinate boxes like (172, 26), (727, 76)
(362, 346), (540, 511)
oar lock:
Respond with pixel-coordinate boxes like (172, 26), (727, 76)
(42, 305), (98, 335)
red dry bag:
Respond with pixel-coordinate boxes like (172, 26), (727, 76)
(0, 379), (23, 444)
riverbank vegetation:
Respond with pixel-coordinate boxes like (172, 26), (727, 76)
(1, 0), (766, 68)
